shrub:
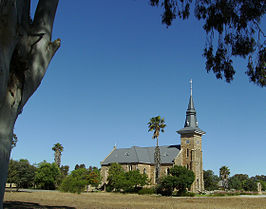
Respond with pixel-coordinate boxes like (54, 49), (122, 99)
(34, 162), (61, 190)
(107, 163), (149, 192)
(157, 166), (195, 196)
(138, 187), (156, 195)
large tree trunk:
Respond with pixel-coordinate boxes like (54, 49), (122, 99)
(0, 1), (60, 208)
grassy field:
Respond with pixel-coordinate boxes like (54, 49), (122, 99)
(4, 191), (266, 209)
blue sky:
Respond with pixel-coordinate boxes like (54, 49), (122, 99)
(11, 1), (265, 177)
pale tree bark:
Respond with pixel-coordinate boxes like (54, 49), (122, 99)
(154, 137), (160, 184)
(0, 0), (60, 208)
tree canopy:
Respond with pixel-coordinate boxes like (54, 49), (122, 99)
(203, 170), (219, 191)
(157, 165), (195, 196)
(106, 163), (149, 193)
(52, 143), (64, 167)
(7, 159), (36, 190)
(34, 161), (61, 190)
(150, 0), (265, 87)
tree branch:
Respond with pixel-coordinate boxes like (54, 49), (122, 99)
(0, 0), (18, 107)
(33, 0), (59, 40)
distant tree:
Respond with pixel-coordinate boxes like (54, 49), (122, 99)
(157, 165), (195, 196)
(60, 166), (102, 194)
(149, 0), (266, 87)
(87, 166), (102, 188)
(7, 159), (36, 190)
(219, 166), (230, 190)
(148, 116), (166, 183)
(229, 175), (243, 190)
(60, 168), (89, 194)
(123, 170), (149, 193)
(106, 163), (148, 193)
(60, 165), (69, 178)
(243, 178), (257, 191)
(107, 163), (126, 192)
(34, 161), (61, 190)
(253, 175), (266, 191)
(75, 164), (86, 170)
(228, 174), (249, 191)
(52, 143), (64, 167)
(203, 170), (219, 191)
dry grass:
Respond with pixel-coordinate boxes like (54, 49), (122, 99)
(4, 191), (266, 209)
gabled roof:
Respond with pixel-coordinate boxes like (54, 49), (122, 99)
(101, 145), (180, 166)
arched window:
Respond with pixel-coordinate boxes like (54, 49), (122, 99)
(128, 165), (132, 171)
(143, 168), (146, 174)
(166, 168), (170, 175)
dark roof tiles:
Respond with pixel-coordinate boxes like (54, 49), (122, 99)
(101, 145), (180, 165)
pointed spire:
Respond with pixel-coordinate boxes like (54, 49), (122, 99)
(177, 80), (205, 135)
(185, 79), (198, 128)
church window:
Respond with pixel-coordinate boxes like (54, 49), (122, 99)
(166, 168), (170, 175)
(191, 150), (193, 161)
(186, 140), (190, 144)
(190, 161), (193, 170)
(128, 165), (132, 171)
(143, 168), (146, 174)
(186, 148), (189, 158)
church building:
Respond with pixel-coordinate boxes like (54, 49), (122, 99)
(101, 81), (205, 192)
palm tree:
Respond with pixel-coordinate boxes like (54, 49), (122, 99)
(147, 116), (166, 183)
(219, 166), (230, 190)
(52, 143), (64, 167)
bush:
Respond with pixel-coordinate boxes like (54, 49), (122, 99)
(60, 168), (89, 194)
(34, 162), (61, 190)
(156, 166), (195, 196)
(107, 163), (149, 193)
(138, 187), (155, 195)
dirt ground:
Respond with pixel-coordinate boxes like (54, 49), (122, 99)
(4, 191), (266, 209)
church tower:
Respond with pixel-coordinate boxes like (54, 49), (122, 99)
(177, 80), (205, 192)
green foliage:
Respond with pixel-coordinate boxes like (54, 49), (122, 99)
(107, 163), (149, 193)
(88, 166), (102, 187)
(75, 164), (86, 170)
(7, 159), (36, 189)
(252, 175), (266, 191)
(242, 178), (257, 192)
(52, 143), (64, 167)
(228, 174), (249, 190)
(203, 170), (219, 191)
(147, 116), (166, 140)
(60, 168), (89, 194)
(228, 174), (258, 192)
(138, 187), (156, 195)
(60, 167), (102, 194)
(107, 163), (126, 192)
(157, 166), (195, 196)
(34, 161), (61, 190)
(11, 134), (18, 149)
(60, 165), (69, 178)
(149, 0), (266, 87)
